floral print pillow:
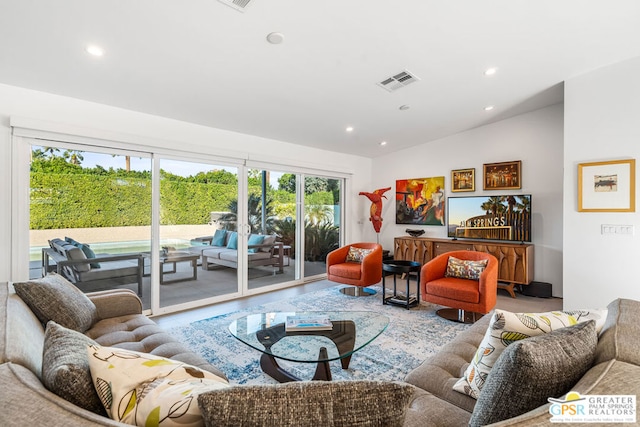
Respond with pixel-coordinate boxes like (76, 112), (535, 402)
(87, 345), (229, 426)
(445, 256), (488, 280)
(453, 308), (607, 399)
(345, 247), (373, 263)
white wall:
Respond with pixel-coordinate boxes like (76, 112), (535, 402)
(371, 104), (565, 296)
(0, 83), (372, 282)
(563, 56), (640, 309)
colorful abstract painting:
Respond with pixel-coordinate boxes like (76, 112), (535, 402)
(395, 176), (445, 225)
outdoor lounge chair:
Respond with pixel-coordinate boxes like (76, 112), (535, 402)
(43, 238), (144, 296)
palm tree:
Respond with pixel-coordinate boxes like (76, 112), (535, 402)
(218, 193), (276, 233)
(481, 197), (505, 215)
(305, 204), (332, 225)
(516, 195), (531, 212)
(272, 217), (296, 257)
(31, 146), (60, 161)
(63, 150), (84, 165)
(304, 220), (339, 261)
(111, 154), (131, 171)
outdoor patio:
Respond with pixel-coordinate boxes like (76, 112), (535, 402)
(29, 256), (328, 310)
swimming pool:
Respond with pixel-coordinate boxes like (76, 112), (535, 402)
(29, 238), (195, 261)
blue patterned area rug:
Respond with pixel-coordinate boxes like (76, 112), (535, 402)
(167, 285), (470, 385)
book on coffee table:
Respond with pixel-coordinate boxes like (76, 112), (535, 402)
(285, 315), (333, 332)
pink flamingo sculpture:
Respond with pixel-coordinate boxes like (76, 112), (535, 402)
(359, 187), (392, 235)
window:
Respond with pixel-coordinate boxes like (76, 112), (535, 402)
(20, 134), (347, 315)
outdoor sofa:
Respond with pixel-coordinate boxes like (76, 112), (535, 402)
(2, 272), (639, 426)
(189, 230), (284, 273)
(43, 238), (143, 296)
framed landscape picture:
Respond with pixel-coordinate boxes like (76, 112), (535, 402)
(483, 160), (521, 190)
(578, 159), (635, 212)
(451, 168), (475, 192)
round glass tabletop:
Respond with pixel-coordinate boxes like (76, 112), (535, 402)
(229, 311), (389, 363)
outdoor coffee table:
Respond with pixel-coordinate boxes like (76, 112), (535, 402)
(142, 251), (199, 284)
(160, 251), (200, 284)
(229, 311), (389, 382)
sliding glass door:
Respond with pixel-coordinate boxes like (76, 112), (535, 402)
(240, 170), (342, 286)
(25, 138), (345, 314)
(303, 175), (341, 280)
(245, 169), (299, 291)
(157, 159), (240, 309)
(30, 144), (153, 306)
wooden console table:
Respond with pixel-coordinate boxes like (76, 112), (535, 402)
(394, 236), (533, 298)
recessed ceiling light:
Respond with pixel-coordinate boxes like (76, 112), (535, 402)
(86, 45), (104, 57)
(346, 126), (354, 132)
(380, 141), (387, 146)
(484, 105), (495, 111)
(399, 105), (410, 111)
(484, 67), (498, 76)
(266, 32), (284, 44)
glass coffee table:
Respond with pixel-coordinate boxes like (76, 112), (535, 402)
(229, 311), (389, 382)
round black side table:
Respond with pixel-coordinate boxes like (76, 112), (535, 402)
(382, 260), (421, 309)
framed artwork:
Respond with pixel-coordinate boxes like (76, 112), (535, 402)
(451, 168), (475, 192)
(483, 160), (521, 190)
(578, 159), (635, 212)
(395, 176), (445, 226)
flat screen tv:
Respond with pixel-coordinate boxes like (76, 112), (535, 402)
(447, 195), (532, 242)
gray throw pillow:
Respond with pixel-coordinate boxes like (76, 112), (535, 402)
(197, 380), (415, 427)
(13, 273), (98, 332)
(469, 320), (597, 427)
(62, 244), (91, 272)
(42, 321), (106, 416)
(260, 234), (277, 252)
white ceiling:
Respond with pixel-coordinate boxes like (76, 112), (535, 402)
(1, 1), (639, 157)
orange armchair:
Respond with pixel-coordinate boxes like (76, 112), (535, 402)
(327, 243), (383, 294)
(420, 250), (498, 322)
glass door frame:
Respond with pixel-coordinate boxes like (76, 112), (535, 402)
(300, 172), (345, 282)
(243, 161), (347, 290)
(150, 154), (247, 315)
(13, 136), (155, 282)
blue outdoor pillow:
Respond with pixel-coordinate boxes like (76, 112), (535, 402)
(226, 232), (238, 250)
(78, 244), (101, 269)
(247, 234), (265, 253)
(212, 229), (227, 247)
(65, 236), (80, 246)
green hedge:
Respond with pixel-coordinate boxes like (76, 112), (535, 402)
(30, 173), (335, 229)
(31, 174), (153, 228)
(30, 173), (239, 229)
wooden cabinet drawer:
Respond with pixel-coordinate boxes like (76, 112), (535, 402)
(433, 241), (473, 256)
(394, 237), (433, 264)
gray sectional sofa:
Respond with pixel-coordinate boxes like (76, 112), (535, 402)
(404, 298), (640, 425)
(0, 278), (225, 426)
(2, 274), (639, 426)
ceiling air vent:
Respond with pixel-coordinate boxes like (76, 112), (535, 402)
(376, 70), (420, 92)
(217, 0), (253, 12)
